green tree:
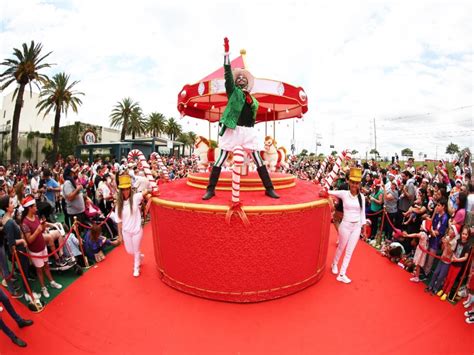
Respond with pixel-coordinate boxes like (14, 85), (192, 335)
(147, 112), (167, 137)
(165, 117), (182, 141)
(128, 107), (146, 139)
(187, 131), (197, 155)
(23, 146), (33, 161)
(0, 41), (53, 163)
(110, 98), (140, 141)
(351, 149), (358, 156)
(300, 149), (308, 157)
(369, 148), (380, 159)
(36, 72), (84, 161)
(445, 142), (460, 155)
(331, 150), (338, 156)
(401, 148), (413, 158)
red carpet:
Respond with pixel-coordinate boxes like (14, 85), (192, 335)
(2, 224), (473, 354)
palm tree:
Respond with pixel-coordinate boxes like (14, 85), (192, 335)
(177, 132), (194, 156)
(147, 112), (167, 137)
(36, 72), (84, 161)
(165, 117), (182, 141)
(0, 41), (53, 163)
(187, 131), (197, 155)
(110, 98), (140, 140)
(128, 107), (147, 139)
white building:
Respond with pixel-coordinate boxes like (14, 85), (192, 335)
(0, 91), (55, 134)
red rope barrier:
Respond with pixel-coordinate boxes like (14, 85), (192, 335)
(3, 252), (17, 281)
(18, 226), (74, 259)
(74, 211), (113, 230)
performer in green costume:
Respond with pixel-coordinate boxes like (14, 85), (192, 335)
(202, 38), (279, 200)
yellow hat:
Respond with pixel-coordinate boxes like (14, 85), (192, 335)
(349, 167), (362, 182)
(118, 174), (132, 189)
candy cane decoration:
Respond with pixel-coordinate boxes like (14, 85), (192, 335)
(128, 149), (159, 194)
(315, 156), (329, 181)
(323, 150), (351, 190)
(232, 146), (245, 203)
(150, 152), (170, 182)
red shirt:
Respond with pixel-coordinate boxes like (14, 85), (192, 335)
(22, 216), (46, 253)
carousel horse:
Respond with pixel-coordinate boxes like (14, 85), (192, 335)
(194, 136), (233, 171)
(260, 136), (288, 172)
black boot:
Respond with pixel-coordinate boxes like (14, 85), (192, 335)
(202, 166), (222, 200)
(257, 166), (280, 199)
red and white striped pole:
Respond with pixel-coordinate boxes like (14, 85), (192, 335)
(232, 146), (245, 203)
(150, 151), (170, 182)
(323, 150), (351, 190)
(128, 149), (159, 195)
(316, 156), (330, 182)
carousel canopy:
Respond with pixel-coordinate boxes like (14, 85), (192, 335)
(177, 51), (308, 123)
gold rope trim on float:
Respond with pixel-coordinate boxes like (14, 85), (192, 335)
(159, 266), (325, 295)
(151, 197), (329, 213)
(186, 181), (296, 191)
(187, 174), (295, 183)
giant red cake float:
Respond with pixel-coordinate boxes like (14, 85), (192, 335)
(149, 171), (331, 302)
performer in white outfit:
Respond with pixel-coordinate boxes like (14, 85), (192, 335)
(115, 174), (151, 277)
(326, 167), (367, 284)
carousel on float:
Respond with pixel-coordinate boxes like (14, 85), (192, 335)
(132, 38), (348, 302)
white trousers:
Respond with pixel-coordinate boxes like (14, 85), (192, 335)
(123, 230), (143, 270)
(333, 221), (361, 276)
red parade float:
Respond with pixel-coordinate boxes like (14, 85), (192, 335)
(148, 48), (331, 302)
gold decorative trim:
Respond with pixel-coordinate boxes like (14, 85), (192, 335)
(186, 181), (296, 191)
(151, 197), (329, 213)
(187, 174), (295, 183)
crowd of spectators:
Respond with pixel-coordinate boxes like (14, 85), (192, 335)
(0, 150), (472, 325)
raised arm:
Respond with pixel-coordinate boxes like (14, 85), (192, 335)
(223, 37), (235, 96)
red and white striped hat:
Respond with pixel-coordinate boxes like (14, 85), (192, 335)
(21, 195), (36, 208)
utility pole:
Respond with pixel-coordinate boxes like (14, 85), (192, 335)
(373, 117), (377, 153)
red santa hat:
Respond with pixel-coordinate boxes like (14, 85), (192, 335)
(21, 195), (36, 208)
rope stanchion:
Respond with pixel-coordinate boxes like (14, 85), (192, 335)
(13, 249), (44, 313)
(73, 220), (90, 269)
(3, 252), (17, 282)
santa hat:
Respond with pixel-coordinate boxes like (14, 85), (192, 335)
(450, 224), (460, 238)
(421, 219), (432, 232)
(21, 195), (36, 208)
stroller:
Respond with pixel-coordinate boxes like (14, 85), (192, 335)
(46, 223), (83, 276)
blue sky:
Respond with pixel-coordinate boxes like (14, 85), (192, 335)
(0, 0), (472, 160)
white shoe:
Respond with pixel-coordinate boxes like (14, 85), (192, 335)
(1, 279), (7, 287)
(409, 277), (420, 282)
(331, 263), (338, 275)
(50, 281), (62, 289)
(41, 287), (50, 298)
(133, 268), (140, 277)
(336, 274), (352, 284)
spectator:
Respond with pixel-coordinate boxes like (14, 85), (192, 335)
(20, 196), (63, 299)
(423, 198), (449, 279)
(0, 288), (33, 347)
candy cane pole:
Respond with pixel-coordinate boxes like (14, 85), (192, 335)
(128, 149), (159, 194)
(323, 150), (350, 190)
(232, 146), (245, 203)
(316, 156), (329, 181)
(150, 152), (170, 182)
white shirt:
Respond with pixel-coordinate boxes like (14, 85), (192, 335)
(328, 190), (366, 224)
(115, 193), (143, 235)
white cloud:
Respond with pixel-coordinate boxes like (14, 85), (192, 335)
(0, 0), (472, 160)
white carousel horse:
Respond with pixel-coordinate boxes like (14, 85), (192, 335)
(260, 136), (288, 172)
(194, 136), (233, 171)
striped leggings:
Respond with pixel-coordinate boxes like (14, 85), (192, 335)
(214, 150), (264, 168)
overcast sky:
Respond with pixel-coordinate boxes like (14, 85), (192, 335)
(0, 0), (472, 160)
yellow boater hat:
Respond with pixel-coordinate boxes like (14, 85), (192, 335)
(349, 167), (362, 182)
(118, 174), (132, 189)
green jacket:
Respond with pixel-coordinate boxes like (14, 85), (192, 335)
(219, 64), (258, 135)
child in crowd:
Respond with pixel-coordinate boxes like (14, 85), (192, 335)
(402, 219), (431, 282)
(425, 225), (458, 295)
(84, 223), (120, 263)
(403, 190), (424, 225)
(437, 226), (471, 301)
(465, 259), (474, 324)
